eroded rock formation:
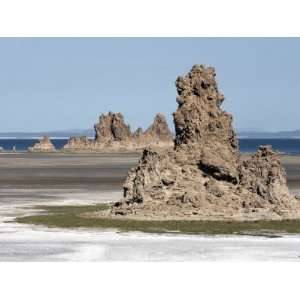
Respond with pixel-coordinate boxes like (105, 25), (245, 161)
(28, 136), (56, 152)
(63, 136), (93, 152)
(112, 64), (300, 221)
(133, 113), (173, 148)
(95, 112), (132, 145)
(63, 112), (173, 152)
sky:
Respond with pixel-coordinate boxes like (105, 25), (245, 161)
(0, 37), (300, 133)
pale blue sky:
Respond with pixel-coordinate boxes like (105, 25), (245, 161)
(0, 38), (299, 132)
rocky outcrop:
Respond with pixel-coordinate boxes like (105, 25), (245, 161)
(63, 136), (93, 152)
(63, 112), (133, 152)
(28, 136), (56, 152)
(95, 112), (132, 145)
(112, 64), (300, 221)
(133, 113), (173, 148)
(63, 112), (173, 152)
(144, 113), (173, 142)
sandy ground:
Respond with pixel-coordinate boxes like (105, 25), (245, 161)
(1, 152), (300, 262)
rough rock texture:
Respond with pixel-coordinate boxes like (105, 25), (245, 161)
(63, 112), (173, 152)
(133, 113), (173, 148)
(95, 112), (132, 145)
(112, 65), (300, 221)
(63, 136), (93, 152)
(133, 127), (144, 139)
(63, 112), (133, 152)
(28, 136), (56, 152)
(144, 113), (173, 142)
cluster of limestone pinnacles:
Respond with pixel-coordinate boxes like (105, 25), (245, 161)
(29, 112), (173, 153)
(63, 112), (173, 152)
(111, 64), (300, 221)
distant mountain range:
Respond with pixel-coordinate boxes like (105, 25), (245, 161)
(0, 129), (95, 139)
(1, 129), (300, 139)
(238, 130), (300, 139)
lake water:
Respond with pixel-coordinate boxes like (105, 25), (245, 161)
(0, 138), (300, 154)
(238, 139), (300, 155)
(0, 139), (68, 151)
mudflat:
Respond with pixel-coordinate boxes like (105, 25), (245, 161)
(278, 155), (300, 192)
(0, 152), (299, 213)
(1, 152), (300, 261)
(0, 152), (139, 196)
(0, 152), (298, 195)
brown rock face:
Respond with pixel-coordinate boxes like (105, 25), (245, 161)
(63, 112), (173, 152)
(174, 66), (239, 183)
(133, 113), (173, 148)
(28, 136), (56, 152)
(63, 136), (93, 151)
(144, 113), (173, 142)
(95, 112), (132, 145)
(112, 65), (300, 220)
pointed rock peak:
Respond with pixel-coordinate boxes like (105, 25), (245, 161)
(95, 112), (132, 143)
(28, 136), (56, 152)
(174, 65), (236, 151)
(154, 113), (167, 123)
(133, 127), (144, 138)
(40, 136), (51, 142)
(144, 113), (173, 141)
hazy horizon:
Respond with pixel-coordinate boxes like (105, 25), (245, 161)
(4, 126), (300, 134)
(1, 38), (300, 132)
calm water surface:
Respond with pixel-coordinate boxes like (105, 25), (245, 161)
(0, 138), (300, 154)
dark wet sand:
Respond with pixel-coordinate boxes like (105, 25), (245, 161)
(0, 152), (140, 201)
(0, 152), (299, 212)
(0, 152), (299, 194)
(279, 156), (300, 191)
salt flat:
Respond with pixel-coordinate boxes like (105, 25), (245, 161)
(1, 152), (300, 261)
(2, 217), (300, 261)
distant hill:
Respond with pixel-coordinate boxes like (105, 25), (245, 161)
(0, 129), (95, 139)
(1, 128), (300, 139)
(238, 130), (300, 139)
